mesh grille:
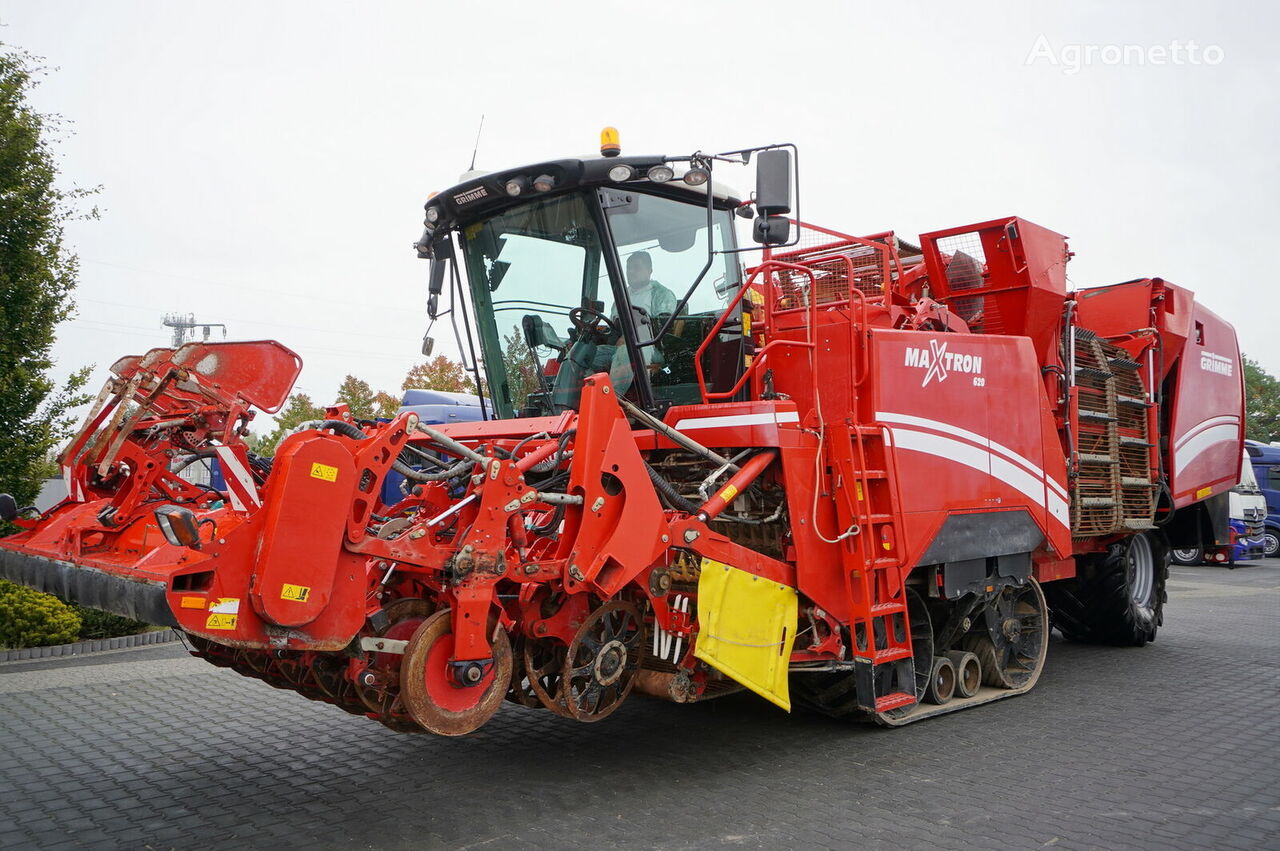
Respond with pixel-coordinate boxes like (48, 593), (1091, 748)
(931, 231), (1004, 334)
(767, 222), (894, 312)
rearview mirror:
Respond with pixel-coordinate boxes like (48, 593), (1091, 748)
(755, 149), (792, 216)
(428, 256), (447, 297)
(752, 215), (792, 246)
(427, 235), (454, 296)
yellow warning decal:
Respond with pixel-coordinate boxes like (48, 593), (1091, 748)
(310, 462), (339, 483)
(205, 613), (238, 630)
(1195, 485), (1213, 500)
(718, 484), (739, 503)
(742, 312), (751, 335)
(280, 584), (311, 602)
(856, 481), (864, 501)
(179, 596), (205, 609)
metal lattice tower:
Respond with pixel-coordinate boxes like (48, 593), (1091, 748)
(162, 313), (227, 347)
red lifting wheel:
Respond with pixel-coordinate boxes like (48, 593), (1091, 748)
(400, 609), (513, 736)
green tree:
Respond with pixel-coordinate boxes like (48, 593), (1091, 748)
(372, 391), (400, 419)
(401, 355), (478, 394)
(1244, 355), (1280, 444)
(248, 392), (325, 455)
(501, 328), (539, 413)
(335, 374), (377, 419)
(0, 47), (94, 510)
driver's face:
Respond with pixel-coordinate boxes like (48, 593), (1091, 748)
(626, 256), (651, 287)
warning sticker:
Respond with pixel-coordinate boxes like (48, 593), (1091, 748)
(205, 613), (238, 630)
(280, 584), (311, 602)
(310, 462), (339, 482)
(209, 598), (240, 614)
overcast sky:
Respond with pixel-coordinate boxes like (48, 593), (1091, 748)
(2, 1), (1276, 427)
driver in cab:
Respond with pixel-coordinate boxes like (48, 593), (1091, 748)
(607, 251), (677, 393)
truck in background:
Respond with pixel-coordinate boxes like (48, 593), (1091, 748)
(1171, 448), (1266, 566)
(1246, 440), (1280, 558)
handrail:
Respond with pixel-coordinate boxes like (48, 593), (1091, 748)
(695, 260), (822, 403)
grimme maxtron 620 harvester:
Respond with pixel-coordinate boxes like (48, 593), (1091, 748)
(0, 134), (1245, 734)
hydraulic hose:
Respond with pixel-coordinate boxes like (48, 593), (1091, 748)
(307, 420), (475, 483)
(529, 429), (576, 475)
(645, 462), (700, 514)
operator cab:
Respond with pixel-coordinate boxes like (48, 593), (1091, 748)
(417, 145), (765, 419)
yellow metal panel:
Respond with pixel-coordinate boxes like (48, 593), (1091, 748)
(694, 558), (798, 711)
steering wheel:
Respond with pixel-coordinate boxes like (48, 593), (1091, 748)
(568, 306), (619, 340)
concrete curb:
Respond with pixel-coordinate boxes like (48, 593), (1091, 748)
(0, 628), (180, 663)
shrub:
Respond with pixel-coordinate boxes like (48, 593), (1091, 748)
(0, 580), (81, 648)
(72, 606), (152, 640)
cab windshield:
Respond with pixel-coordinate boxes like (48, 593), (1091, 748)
(459, 188), (742, 418)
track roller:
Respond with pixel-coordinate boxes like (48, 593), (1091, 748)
(925, 656), (956, 705)
(945, 650), (981, 699)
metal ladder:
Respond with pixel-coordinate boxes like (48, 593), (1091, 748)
(826, 423), (917, 713)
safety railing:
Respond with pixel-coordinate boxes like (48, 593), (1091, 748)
(695, 260), (819, 403)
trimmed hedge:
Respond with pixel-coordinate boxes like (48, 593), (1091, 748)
(0, 580), (81, 649)
(72, 606), (152, 640)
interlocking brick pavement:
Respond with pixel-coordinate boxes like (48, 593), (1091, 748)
(1, 564), (1277, 850)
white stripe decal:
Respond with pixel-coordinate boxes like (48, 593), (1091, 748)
(62, 464), (79, 502)
(1174, 415), (1239, 450)
(889, 427), (1070, 531)
(672, 411), (800, 431)
(1174, 423), (1239, 475)
(877, 411), (1068, 502)
(222, 481), (248, 513)
(214, 446), (261, 510)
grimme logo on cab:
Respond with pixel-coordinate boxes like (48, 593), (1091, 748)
(904, 339), (985, 387)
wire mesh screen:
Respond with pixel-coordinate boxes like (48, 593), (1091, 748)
(775, 220), (859, 258)
(932, 231), (1003, 333)
(767, 222), (892, 312)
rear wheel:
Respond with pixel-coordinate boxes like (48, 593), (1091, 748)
(1170, 545), (1204, 566)
(1045, 532), (1168, 646)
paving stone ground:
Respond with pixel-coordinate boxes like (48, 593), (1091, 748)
(1, 563), (1277, 850)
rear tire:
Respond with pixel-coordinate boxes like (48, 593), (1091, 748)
(1170, 545), (1203, 566)
(1044, 532), (1169, 647)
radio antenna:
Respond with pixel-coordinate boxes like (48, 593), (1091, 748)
(468, 114), (485, 171)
